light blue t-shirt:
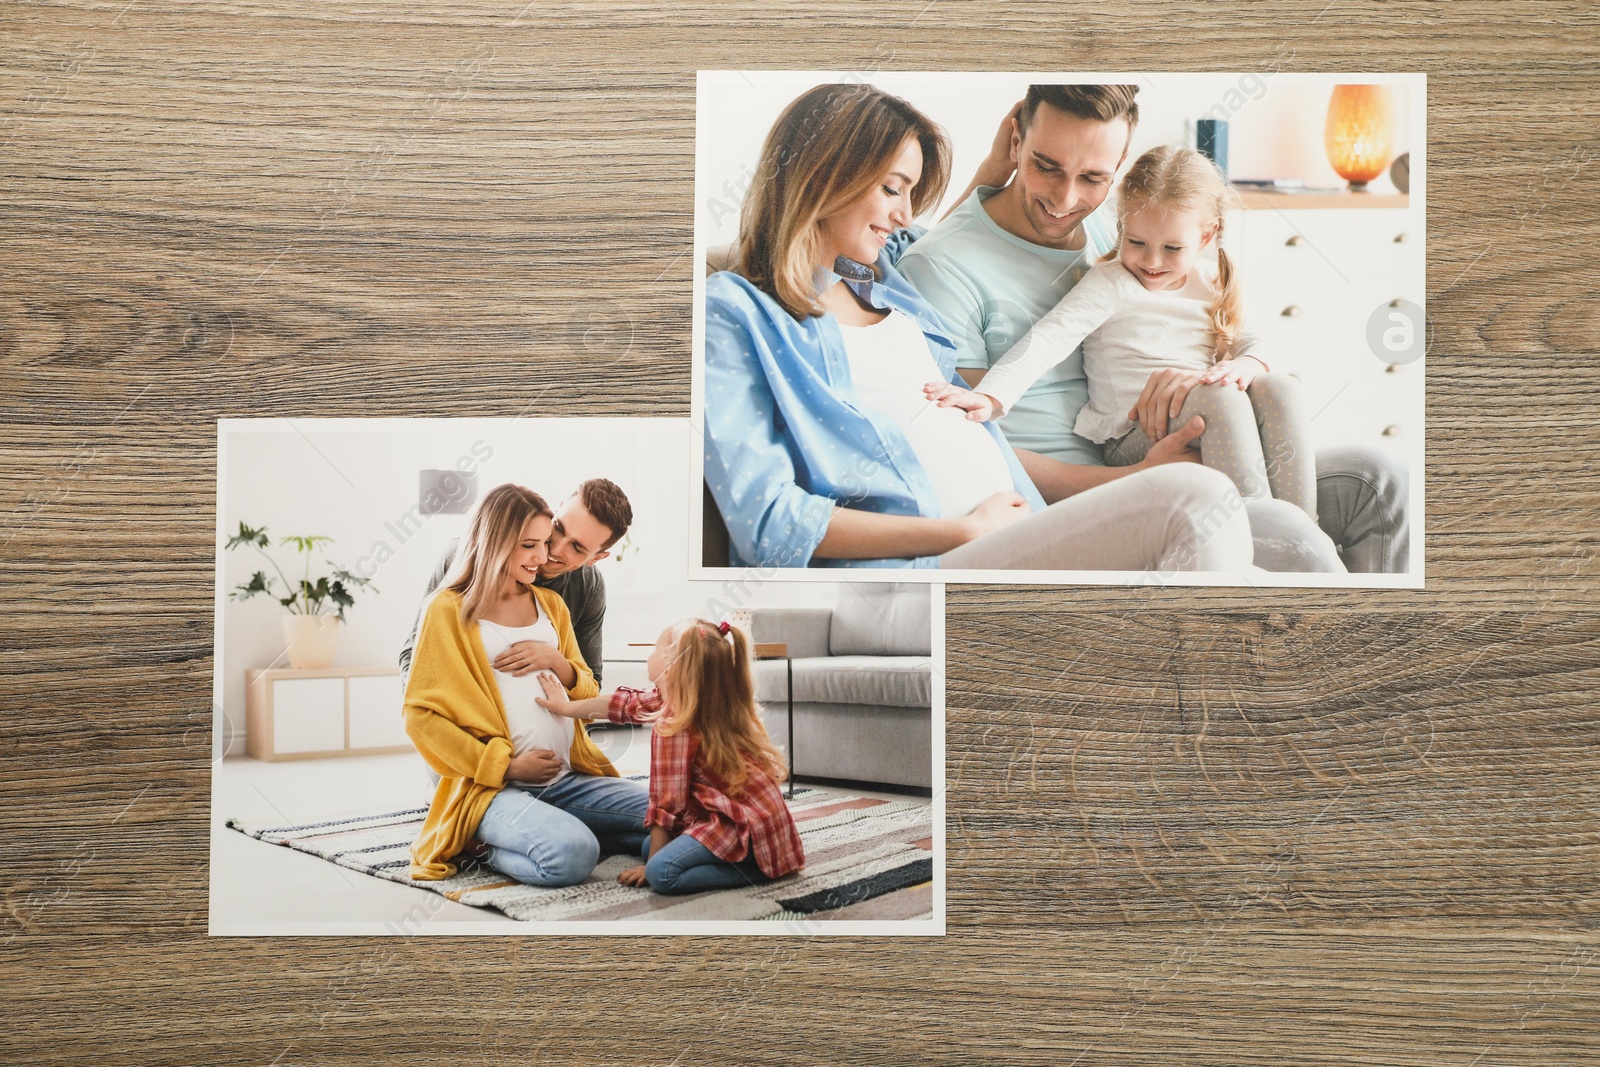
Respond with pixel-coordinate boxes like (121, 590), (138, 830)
(896, 186), (1117, 466)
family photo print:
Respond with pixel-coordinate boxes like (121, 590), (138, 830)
(210, 418), (943, 935)
(692, 70), (1425, 587)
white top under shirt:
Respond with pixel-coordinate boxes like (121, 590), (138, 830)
(838, 308), (1015, 519)
(975, 259), (1265, 444)
(477, 614), (574, 786)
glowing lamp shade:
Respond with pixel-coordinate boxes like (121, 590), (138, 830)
(1324, 84), (1394, 190)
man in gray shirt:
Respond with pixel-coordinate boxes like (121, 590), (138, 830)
(398, 477), (633, 691)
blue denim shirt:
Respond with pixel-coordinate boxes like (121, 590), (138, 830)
(702, 246), (1046, 569)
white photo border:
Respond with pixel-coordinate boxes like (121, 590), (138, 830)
(210, 417), (945, 936)
(689, 70), (1427, 589)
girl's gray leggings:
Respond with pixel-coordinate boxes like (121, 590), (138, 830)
(1102, 374), (1318, 522)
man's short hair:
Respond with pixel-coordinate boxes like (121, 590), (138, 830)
(1017, 84), (1141, 137)
(576, 477), (633, 550)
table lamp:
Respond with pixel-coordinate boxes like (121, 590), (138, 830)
(1324, 84), (1394, 191)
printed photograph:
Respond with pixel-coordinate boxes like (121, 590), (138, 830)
(209, 419), (941, 934)
(692, 71), (1425, 585)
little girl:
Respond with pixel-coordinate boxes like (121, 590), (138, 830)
(924, 144), (1317, 520)
(536, 618), (804, 894)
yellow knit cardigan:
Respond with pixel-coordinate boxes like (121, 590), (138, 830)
(402, 585), (615, 880)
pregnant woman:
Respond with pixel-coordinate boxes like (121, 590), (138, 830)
(403, 483), (648, 885)
(702, 82), (1256, 571)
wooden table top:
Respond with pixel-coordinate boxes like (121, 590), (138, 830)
(3, 4), (1597, 1065)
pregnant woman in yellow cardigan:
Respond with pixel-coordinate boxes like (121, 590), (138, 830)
(403, 483), (648, 884)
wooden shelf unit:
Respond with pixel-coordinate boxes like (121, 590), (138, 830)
(244, 666), (411, 761)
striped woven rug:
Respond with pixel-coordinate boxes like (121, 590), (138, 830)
(226, 784), (935, 922)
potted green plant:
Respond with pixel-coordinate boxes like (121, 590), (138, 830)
(225, 523), (376, 669)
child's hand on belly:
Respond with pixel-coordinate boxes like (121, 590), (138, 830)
(923, 381), (1001, 422)
(533, 670), (576, 716)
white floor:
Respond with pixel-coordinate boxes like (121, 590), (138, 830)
(210, 725), (922, 930)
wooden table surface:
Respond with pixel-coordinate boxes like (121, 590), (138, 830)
(4, 2), (1598, 1064)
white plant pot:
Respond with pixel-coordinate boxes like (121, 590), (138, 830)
(282, 614), (340, 669)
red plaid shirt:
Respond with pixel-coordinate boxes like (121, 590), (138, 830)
(609, 687), (804, 879)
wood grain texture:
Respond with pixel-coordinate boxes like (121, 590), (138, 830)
(3, 1), (1599, 1063)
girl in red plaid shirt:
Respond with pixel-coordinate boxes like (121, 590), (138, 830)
(536, 618), (805, 893)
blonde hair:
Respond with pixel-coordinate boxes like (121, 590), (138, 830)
(736, 83), (951, 321)
(1103, 145), (1244, 356)
(655, 619), (788, 795)
(445, 483), (552, 623)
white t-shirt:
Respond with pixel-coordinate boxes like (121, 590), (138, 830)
(838, 308), (1016, 519)
(975, 259), (1264, 444)
(477, 614), (573, 787)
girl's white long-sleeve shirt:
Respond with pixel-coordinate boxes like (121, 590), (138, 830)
(975, 258), (1264, 444)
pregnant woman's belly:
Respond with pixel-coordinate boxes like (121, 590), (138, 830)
(478, 618), (575, 786)
(495, 669), (575, 786)
(840, 309), (1014, 518)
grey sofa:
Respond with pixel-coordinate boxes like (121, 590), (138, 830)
(750, 584), (933, 791)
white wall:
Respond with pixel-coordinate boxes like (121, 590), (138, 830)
(216, 418), (840, 755)
(697, 71), (1413, 247)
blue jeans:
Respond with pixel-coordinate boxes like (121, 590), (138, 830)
(475, 774), (648, 887)
(644, 833), (768, 895)
(1245, 444), (1410, 573)
(1314, 443), (1410, 574)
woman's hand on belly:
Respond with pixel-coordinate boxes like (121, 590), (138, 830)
(814, 490), (1028, 560)
(962, 491), (1031, 541)
(493, 640), (565, 678)
(506, 747), (563, 785)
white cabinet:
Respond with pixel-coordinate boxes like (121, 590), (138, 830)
(1226, 192), (1423, 453)
(269, 677), (347, 754)
(245, 667), (411, 761)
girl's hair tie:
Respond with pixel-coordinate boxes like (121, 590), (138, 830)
(717, 620), (731, 636)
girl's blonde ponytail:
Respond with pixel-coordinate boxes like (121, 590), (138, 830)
(1210, 221), (1243, 355)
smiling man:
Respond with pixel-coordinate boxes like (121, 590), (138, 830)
(398, 477), (634, 690)
(900, 85), (1132, 473)
(897, 84), (1409, 572)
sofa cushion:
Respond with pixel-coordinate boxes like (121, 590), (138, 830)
(755, 655), (931, 709)
(828, 583), (932, 657)
(761, 703), (931, 789)
(751, 607), (833, 660)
